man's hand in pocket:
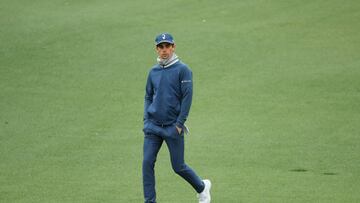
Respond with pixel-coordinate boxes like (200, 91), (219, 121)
(176, 125), (182, 134)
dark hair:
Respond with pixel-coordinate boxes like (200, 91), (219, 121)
(156, 43), (174, 49)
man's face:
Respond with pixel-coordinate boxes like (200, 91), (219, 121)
(156, 42), (175, 59)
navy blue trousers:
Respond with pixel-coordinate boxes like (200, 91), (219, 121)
(142, 121), (204, 203)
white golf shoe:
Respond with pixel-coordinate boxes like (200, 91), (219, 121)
(197, 179), (211, 203)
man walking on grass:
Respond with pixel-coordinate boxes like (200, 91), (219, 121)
(142, 33), (211, 203)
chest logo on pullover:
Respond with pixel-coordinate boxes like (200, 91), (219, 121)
(181, 80), (191, 83)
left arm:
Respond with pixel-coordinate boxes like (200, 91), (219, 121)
(176, 67), (193, 130)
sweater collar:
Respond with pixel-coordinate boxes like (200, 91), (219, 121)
(157, 53), (179, 68)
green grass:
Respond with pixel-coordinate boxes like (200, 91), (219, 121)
(1, 0), (359, 202)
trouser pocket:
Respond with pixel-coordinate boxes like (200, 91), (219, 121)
(170, 124), (183, 137)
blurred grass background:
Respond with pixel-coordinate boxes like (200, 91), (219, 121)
(1, 0), (359, 202)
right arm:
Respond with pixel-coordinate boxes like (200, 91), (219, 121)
(143, 72), (153, 121)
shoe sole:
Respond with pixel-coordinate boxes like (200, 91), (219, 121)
(205, 180), (211, 203)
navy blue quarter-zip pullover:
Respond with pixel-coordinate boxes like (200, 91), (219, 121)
(144, 60), (192, 128)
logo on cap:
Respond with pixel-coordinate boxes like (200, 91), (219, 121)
(155, 33), (175, 45)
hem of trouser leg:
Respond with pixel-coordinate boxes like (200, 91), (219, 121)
(197, 181), (206, 193)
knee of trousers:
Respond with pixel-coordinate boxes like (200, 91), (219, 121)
(142, 158), (156, 168)
(172, 164), (188, 175)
